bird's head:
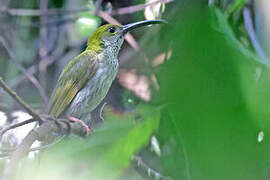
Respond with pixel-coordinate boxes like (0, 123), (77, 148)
(86, 19), (167, 54)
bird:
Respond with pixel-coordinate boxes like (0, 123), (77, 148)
(48, 19), (166, 134)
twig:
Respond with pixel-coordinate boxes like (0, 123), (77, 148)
(0, 7), (89, 16)
(0, 36), (49, 105)
(38, 0), (49, 108)
(243, 5), (268, 63)
(0, 0), (172, 53)
(1, 120), (88, 180)
(1, 120), (87, 179)
(0, 0), (173, 17)
(0, 77), (44, 123)
(0, 79), (88, 179)
(0, 118), (36, 138)
(0, 134), (66, 154)
(0, 77), (88, 180)
(110, 0), (173, 15)
(6, 46), (69, 91)
(0, 16), (76, 28)
(0, 45), (81, 96)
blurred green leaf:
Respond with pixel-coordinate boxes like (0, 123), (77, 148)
(92, 109), (160, 179)
(225, 0), (248, 17)
(157, 2), (270, 180)
(20, 105), (159, 180)
(75, 12), (101, 39)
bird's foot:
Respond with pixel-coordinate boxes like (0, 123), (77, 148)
(67, 116), (90, 136)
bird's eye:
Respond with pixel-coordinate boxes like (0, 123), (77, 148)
(108, 27), (116, 33)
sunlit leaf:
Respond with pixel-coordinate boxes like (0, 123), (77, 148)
(157, 3), (270, 179)
(20, 105), (159, 180)
(75, 12), (101, 38)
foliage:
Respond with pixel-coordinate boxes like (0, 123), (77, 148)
(157, 3), (270, 179)
(18, 104), (160, 180)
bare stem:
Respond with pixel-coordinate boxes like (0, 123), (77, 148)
(0, 118), (36, 138)
(0, 36), (49, 105)
(111, 0), (173, 15)
(0, 77), (44, 122)
(0, 0), (173, 17)
(38, 0), (49, 108)
(1, 120), (88, 180)
(243, 5), (268, 63)
(0, 133), (66, 154)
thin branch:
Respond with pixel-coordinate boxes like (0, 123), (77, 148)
(0, 0), (173, 17)
(6, 47), (68, 90)
(0, 77), (44, 123)
(0, 36), (49, 105)
(0, 78), (88, 179)
(1, 45), (81, 95)
(0, 134), (66, 154)
(0, 118), (36, 138)
(1, 120), (88, 180)
(111, 0), (173, 15)
(0, 7), (89, 17)
(38, 0), (49, 108)
(0, 0), (172, 53)
(243, 5), (268, 63)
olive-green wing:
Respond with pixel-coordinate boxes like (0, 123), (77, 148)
(48, 51), (98, 117)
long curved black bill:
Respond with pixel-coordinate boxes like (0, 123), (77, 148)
(122, 19), (167, 34)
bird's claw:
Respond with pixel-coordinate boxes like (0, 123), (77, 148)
(67, 116), (90, 136)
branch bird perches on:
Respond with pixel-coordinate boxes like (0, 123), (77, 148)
(0, 77), (89, 180)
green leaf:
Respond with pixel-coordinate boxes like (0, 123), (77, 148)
(157, 3), (270, 180)
(75, 12), (101, 38)
(19, 105), (160, 180)
(225, 0), (248, 17)
(91, 110), (160, 179)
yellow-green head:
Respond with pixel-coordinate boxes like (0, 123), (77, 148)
(86, 19), (167, 53)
